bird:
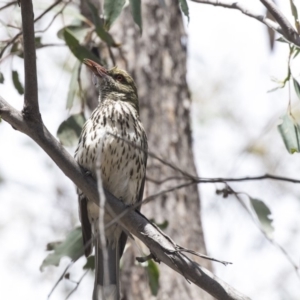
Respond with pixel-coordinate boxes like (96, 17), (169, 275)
(74, 58), (147, 300)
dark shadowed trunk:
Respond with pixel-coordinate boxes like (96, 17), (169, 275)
(80, 0), (212, 299)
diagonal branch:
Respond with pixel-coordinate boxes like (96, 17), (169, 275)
(260, 0), (300, 42)
(191, 0), (300, 47)
(0, 95), (251, 300)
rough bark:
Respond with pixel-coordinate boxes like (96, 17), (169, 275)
(81, 0), (212, 299)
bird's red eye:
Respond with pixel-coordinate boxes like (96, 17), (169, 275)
(115, 74), (124, 82)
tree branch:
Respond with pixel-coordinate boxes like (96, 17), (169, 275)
(190, 0), (300, 47)
(0, 95), (251, 300)
(0, 1), (252, 299)
(260, 0), (300, 43)
(20, 0), (39, 120)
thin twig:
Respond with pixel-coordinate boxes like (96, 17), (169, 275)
(0, 0), (17, 12)
(191, 0), (283, 34)
(95, 138), (110, 296)
(0, 0), (65, 58)
(48, 261), (74, 299)
(260, 0), (300, 44)
(65, 270), (89, 300)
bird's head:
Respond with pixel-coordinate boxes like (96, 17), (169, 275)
(83, 59), (139, 111)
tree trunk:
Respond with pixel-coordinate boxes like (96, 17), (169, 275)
(81, 0), (212, 299)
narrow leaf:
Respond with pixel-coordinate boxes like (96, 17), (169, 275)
(278, 113), (300, 154)
(129, 0), (142, 32)
(12, 70), (24, 95)
(66, 61), (80, 109)
(293, 78), (300, 100)
(0, 72), (4, 84)
(104, 0), (125, 30)
(250, 198), (274, 239)
(63, 29), (100, 63)
(57, 113), (86, 147)
(88, 2), (119, 46)
(57, 25), (90, 43)
(40, 227), (84, 271)
(178, 0), (190, 22)
(147, 260), (159, 296)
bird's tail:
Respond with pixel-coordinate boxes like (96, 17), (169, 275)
(93, 239), (119, 300)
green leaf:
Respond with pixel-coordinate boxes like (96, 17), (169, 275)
(129, 0), (142, 33)
(57, 25), (90, 43)
(57, 113), (86, 147)
(290, 0), (299, 21)
(40, 227), (84, 271)
(276, 36), (290, 44)
(83, 255), (95, 270)
(12, 70), (24, 95)
(63, 29), (100, 63)
(35, 36), (43, 49)
(0, 72), (4, 84)
(250, 198), (274, 239)
(88, 2), (119, 47)
(278, 113), (300, 154)
(104, 0), (125, 30)
(66, 61), (80, 109)
(293, 78), (300, 100)
(147, 260), (159, 296)
(178, 0), (190, 22)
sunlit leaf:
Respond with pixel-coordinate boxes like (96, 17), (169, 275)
(278, 113), (300, 154)
(57, 113), (86, 147)
(40, 227), (84, 271)
(12, 70), (24, 95)
(83, 255), (95, 270)
(66, 61), (80, 109)
(104, 0), (125, 30)
(88, 2), (119, 46)
(147, 260), (159, 296)
(63, 29), (100, 63)
(129, 0), (142, 32)
(0, 72), (4, 84)
(250, 198), (274, 239)
(178, 0), (190, 22)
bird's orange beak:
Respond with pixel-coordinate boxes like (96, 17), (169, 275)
(83, 59), (108, 78)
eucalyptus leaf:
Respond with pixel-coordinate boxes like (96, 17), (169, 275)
(63, 29), (100, 63)
(104, 0), (125, 30)
(250, 198), (274, 239)
(147, 260), (159, 296)
(12, 70), (24, 95)
(88, 2), (119, 46)
(278, 113), (300, 154)
(57, 113), (86, 147)
(0, 72), (4, 84)
(40, 227), (84, 271)
(129, 0), (142, 32)
(58, 25), (90, 43)
(178, 0), (190, 22)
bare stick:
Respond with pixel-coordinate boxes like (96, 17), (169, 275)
(20, 0), (39, 119)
